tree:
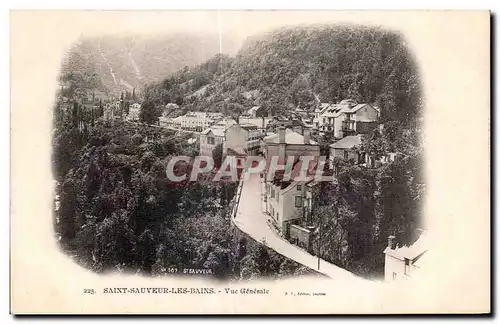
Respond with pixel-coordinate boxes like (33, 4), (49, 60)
(212, 143), (223, 169)
(139, 100), (161, 125)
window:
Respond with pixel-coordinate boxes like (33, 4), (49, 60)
(276, 193), (279, 202)
(207, 137), (215, 145)
(392, 272), (397, 280)
(271, 189), (275, 198)
(295, 196), (302, 208)
(297, 185), (302, 191)
(344, 150), (348, 160)
(276, 212), (279, 221)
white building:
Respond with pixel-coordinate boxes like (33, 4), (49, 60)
(384, 231), (428, 281)
(199, 117), (237, 157)
(224, 123), (263, 156)
(127, 103), (141, 121)
(180, 112), (223, 132)
(199, 117), (265, 157)
(199, 127), (225, 156)
(246, 106), (262, 118)
(314, 100), (379, 137)
(238, 116), (272, 135)
(159, 115), (183, 129)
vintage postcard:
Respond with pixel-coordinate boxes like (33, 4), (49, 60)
(10, 10), (490, 314)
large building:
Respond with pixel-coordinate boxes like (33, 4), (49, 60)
(238, 116), (271, 135)
(224, 123), (263, 156)
(199, 117), (265, 157)
(313, 100), (379, 137)
(180, 112), (223, 132)
(261, 127), (321, 245)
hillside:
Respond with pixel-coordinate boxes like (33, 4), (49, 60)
(60, 33), (240, 96)
(144, 25), (422, 125)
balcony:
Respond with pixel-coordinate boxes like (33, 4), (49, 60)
(341, 120), (355, 131)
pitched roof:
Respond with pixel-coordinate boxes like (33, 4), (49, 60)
(384, 231), (428, 261)
(201, 127), (225, 137)
(263, 129), (318, 145)
(239, 123), (258, 130)
(247, 106), (261, 114)
(315, 103), (332, 113)
(238, 117), (271, 128)
(329, 135), (362, 149)
(227, 147), (247, 156)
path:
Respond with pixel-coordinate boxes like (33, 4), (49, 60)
(97, 38), (118, 86)
(232, 173), (369, 283)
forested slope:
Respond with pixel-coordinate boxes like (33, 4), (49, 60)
(144, 25), (421, 125)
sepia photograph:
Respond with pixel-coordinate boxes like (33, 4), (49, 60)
(10, 9), (490, 314)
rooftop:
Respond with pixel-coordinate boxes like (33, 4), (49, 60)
(247, 106), (261, 114)
(239, 123), (259, 130)
(263, 129), (318, 145)
(384, 231), (428, 261)
(329, 135), (362, 149)
(201, 127), (225, 137)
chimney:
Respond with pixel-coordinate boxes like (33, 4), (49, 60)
(278, 126), (286, 144)
(278, 127), (286, 163)
(387, 235), (396, 249)
(303, 128), (311, 145)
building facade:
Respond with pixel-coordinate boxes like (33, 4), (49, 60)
(262, 127), (321, 246)
(313, 100), (379, 137)
(384, 231), (428, 281)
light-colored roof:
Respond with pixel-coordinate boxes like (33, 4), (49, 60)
(384, 231), (428, 261)
(239, 123), (258, 130)
(263, 128), (318, 145)
(315, 103), (332, 113)
(321, 102), (377, 118)
(329, 135), (362, 149)
(247, 106), (261, 114)
(212, 118), (237, 129)
(201, 127), (225, 137)
(238, 117), (271, 128)
(227, 147), (247, 156)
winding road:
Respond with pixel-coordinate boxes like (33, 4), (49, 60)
(232, 173), (370, 283)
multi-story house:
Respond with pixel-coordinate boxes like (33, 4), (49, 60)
(312, 103), (332, 130)
(315, 100), (380, 137)
(224, 123), (264, 156)
(199, 127), (225, 156)
(126, 103), (141, 121)
(199, 118), (265, 157)
(238, 116), (272, 135)
(261, 127), (321, 246)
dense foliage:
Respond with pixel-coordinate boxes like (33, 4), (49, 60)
(53, 74), (313, 278)
(145, 25), (421, 126)
(311, 121), (424, 278)
(54, 24), (425, 280)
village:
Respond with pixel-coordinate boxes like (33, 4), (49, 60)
(54, 85), (427, 282)
(62, 89), (423, 283)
